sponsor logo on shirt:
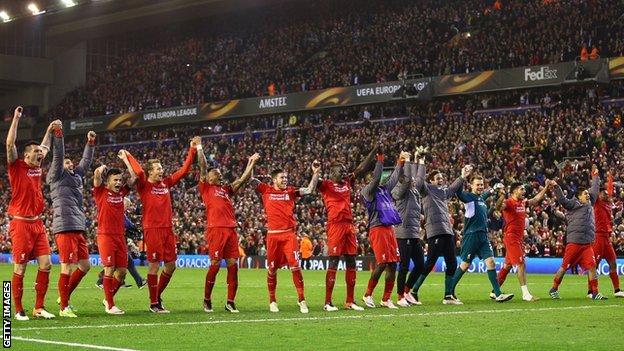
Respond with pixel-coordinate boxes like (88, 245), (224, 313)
(151, 187), (169, 195)
(332, 184), (350, 193)
(268, 193), (290, 201)
(27, 168), (42, 177)
(214, 188), (230, 200)
(107, 193), (124, 204)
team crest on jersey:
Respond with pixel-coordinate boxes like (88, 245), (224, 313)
(27, 168), (42, 177)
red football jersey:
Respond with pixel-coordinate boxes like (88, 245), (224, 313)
(7, 159), (44, 217)
(199, 182), (236, 228)
(127, 149), (196, 229)
(502, 198), (526, 241)
(93, 184), (130, 235)
(256, 182), (300, 231)
(318, 178), (354, 224)
(594, 197), (612, 237)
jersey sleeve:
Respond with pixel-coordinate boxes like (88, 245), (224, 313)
(318, 179), (328, 193)
(256, 182), (269, 194)
(290, 186), (301, 198)
(120, 185), (131, 197)
(92, 184), (105, 198)
(224, 184), (234, 196)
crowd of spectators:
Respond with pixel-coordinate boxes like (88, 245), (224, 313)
(3, 84), (624, 261)
(44, 0), (624, 120)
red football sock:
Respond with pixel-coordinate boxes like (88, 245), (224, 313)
(157, 271), (172, 299)
(226, 265), (238, 302)
(365, 278), (379, 297)
(34, 269), (50, 309)
(497, 266), (511, 287)
(345, 268), (356, 304)
(12, 273), (24, 313)
(267, 271), (277, 303)
(325, 268), (337, 304)
(609, 271), (620, 291)
(291, 268), (305, 302)
(147, 273), (159, 305)
(58, 273), (70, 310)
(67, 268), (87, 295)
(589, 278), (599, 295)
(113, 277), (122, 296)
(204, 264), (220, 301)
(403, 285), (411, 294)
(103, 276), (115, 308)
(382, 278), (394, 301)
(552, 276), (562, 290)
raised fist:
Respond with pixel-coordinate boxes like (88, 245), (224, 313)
(14, 106), (23, 119)
(87, 131), (96, 142)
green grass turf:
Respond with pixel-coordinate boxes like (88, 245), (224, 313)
(3, 264), (623, 350)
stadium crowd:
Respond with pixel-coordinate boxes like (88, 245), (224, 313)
(2, 84), (624, 260)
(44, 0), (624, 120)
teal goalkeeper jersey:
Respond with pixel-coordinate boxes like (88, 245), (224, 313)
(457, 190), (492, 235)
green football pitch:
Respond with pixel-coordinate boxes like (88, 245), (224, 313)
(3, 264), (623, 350)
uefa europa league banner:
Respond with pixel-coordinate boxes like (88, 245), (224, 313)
(60, 58), (617, 135)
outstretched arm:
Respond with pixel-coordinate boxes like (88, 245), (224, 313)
(352, 145), (378, 179)
(93, 165), (106, 188)
(527, 183), (550, 207)
(6, 107), (22, 164)
(589, 165), (600, 205)
(549, 180), (577, 210)
(39, 120), (60, 160)
(384, 151), (409, 192)
(76, 131), (96, 176)
(122, 150), (144, 183)
(361, 156), (384, 202)
(299, 161), (321, 195)
(167, 143), (198, 187)
(232, 153), (261, 193)
(195, 137), (209, 183)
(393, 159), (412, 200)
(46, 124), (65, 183)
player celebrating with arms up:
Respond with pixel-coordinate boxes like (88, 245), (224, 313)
(6, 106), (58, 320)
(361, 149), (406, 309)
(251, 162), (321, 313)
(494, 181), (550, 301)
(119, 139), (198, 313)
(93, 165), (134, 315)
(317, 146), (376, 312)
(197, 139), (260, 313)
(547, 165), (608, 300)
(47, 126), (96, 317)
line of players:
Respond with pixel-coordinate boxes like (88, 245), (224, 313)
(5, 106), (623, 320)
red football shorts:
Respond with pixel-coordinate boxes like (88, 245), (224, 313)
(503, 237), (525, 266)
(205, 227), (240, 261)
(9, 219), (50, 264)
(561, 243), (596, 271)
(369, 226), (400, 264)
(55, 232), (89, 264)
(266, 230), (300, 270)
(327, 222), (358, 256)
(593, 235), (617, 263)
(144, 227), (177, 263)
(97, 234), (128, 268)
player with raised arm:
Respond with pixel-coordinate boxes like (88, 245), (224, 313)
(547, 165), (608, 300)
(450, 174), (514, 303)
(391, 150), (424, 307)
(6, 106), (58, 320)
(197, 136), (260, 313)
(587, 172), (624, 298)
(251, 162), (320, 313)
(317, 146), (376, 312)
(47, 125), (96, 318)
(361, 149), (405, 309)
(407, 147), (470, 305)
(119, 139), (198, 313)
(93, 165), (135, 315)
(493, 181), (550, 301)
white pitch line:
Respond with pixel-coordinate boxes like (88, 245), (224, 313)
(14, 305), (621, 332)
(12, 336), (140, 351)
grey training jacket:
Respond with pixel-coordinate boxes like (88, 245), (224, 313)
(553, 176), (600, 244)
(392, 162), (421, 239)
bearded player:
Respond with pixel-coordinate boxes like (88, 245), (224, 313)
(317, 146), (376, 312)
(494, 181), (549, 301)
(251, 162), (320, 313)
(47, 125), (96, 317)
(6, 106), (57, 320)
(197, 138), (260, 313)
(119, 139), (198, 313)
